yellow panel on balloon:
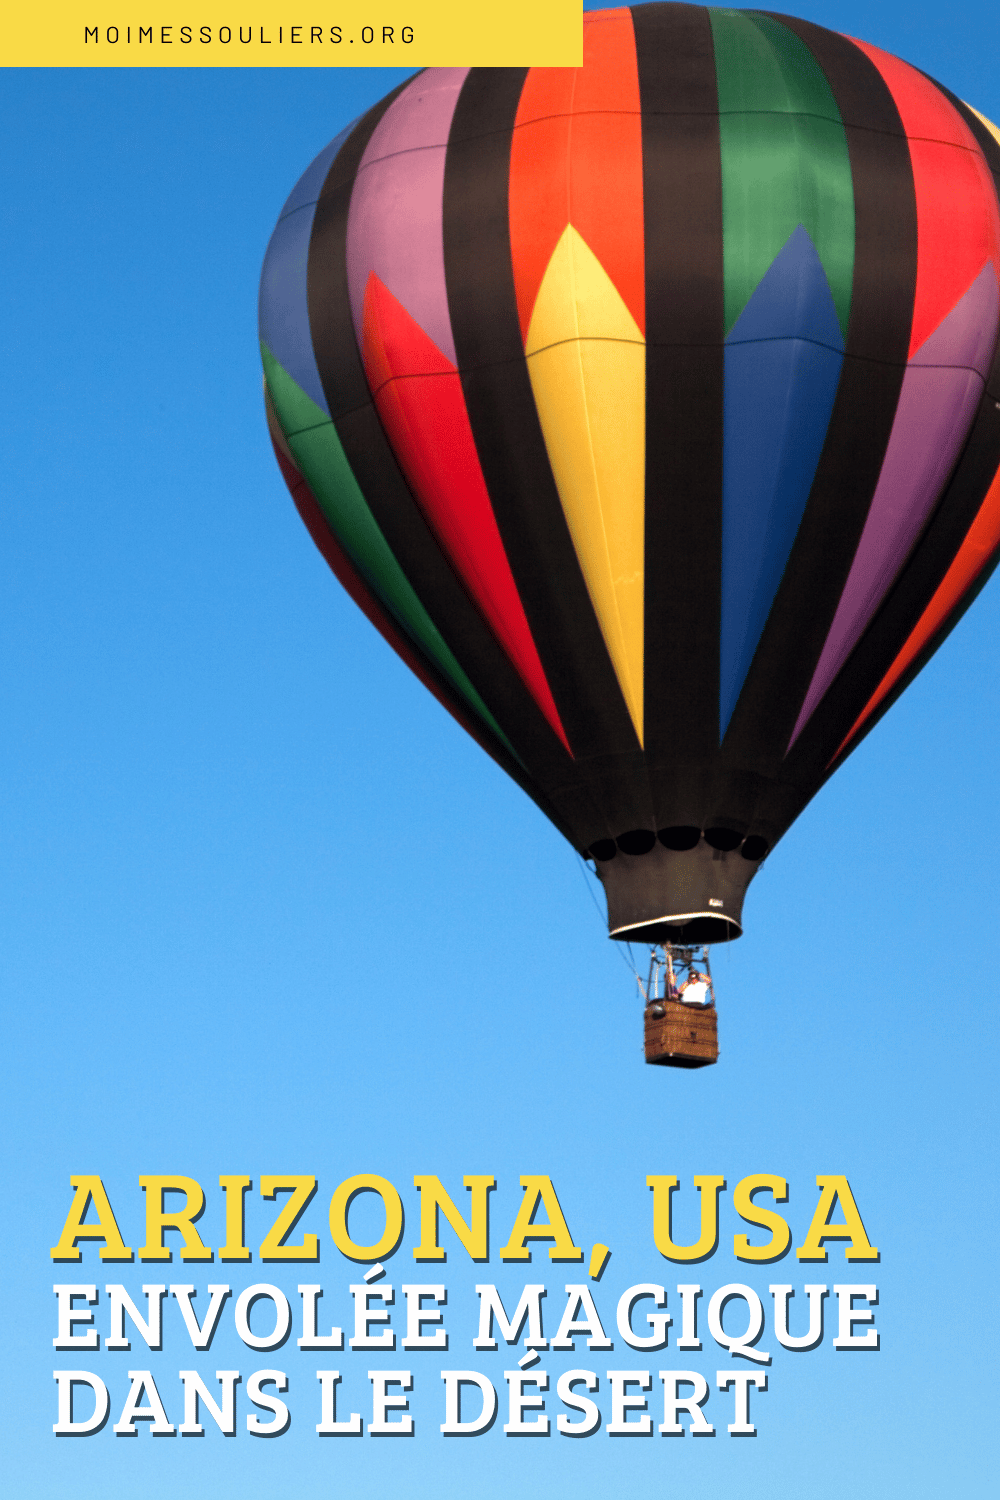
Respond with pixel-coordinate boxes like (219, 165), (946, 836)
(525, 224), (647, 744)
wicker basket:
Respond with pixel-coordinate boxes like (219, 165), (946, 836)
(644, 998), (719, 1068)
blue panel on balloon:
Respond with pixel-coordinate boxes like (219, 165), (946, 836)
(720, 225), (845, 737)
(258, 123), (356, 418)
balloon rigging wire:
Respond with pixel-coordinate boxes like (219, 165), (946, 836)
(575, 853), (644, 985)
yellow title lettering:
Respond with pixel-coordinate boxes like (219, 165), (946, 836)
(499, 1175), (583, 1262)
(50, 1175), (132, 1262)
(328, 1174), (404, 1262)
(138, 1176), (212, 1261)
(413, 1174), (495, 1261)
(797, 1175), (879, 1262)
(648, 1175), (726, 1261)
(218, 1175), (252, 1262)
(733, 1173), (791, 1262)
(260, 1175), (319, 1260)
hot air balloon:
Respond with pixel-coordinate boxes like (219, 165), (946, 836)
(259, 4), (1000, 1067)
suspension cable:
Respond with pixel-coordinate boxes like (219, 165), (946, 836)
(575, 853), (645, 985)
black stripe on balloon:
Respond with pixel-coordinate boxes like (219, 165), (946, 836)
(306, 84), (599, 842)
(716, 16), (916, 841)
(783, 65), (1000, 791)
(309, 81), (413, 415)
(632, 1), (725, 828)
(443, 65), (653, 843)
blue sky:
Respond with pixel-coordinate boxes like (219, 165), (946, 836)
(2, 3), (998, 1495)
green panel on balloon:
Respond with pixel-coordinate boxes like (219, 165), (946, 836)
(261, 343), (514, 752)
(710, 8), (855, 340)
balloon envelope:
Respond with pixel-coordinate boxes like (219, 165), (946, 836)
(259, 4), (1000, 944)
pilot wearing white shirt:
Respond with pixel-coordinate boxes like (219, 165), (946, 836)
(679, 972), (712, 1007)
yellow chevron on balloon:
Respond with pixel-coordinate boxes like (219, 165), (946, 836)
(525, 223), (646, 745)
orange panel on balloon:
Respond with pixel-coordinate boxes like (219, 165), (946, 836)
(361, 272), (571, 752)
(510, 7), (644, 341)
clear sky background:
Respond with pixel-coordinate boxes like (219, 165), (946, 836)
(3, 3), (998, 1495)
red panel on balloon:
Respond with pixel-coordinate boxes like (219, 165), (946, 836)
(850, 38), (1000, 356)
(361, 272), (571, 752)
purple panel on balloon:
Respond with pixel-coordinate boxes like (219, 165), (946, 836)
(789, 262), (1000, 748)
(346, 68), (469, 366)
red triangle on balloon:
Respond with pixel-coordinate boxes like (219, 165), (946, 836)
(360, 272), (571, 753)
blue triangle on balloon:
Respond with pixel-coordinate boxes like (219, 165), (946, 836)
(726, 222), (846, 350)
(719, 225), (845, 738)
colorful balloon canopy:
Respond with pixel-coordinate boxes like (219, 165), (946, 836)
(259, 4), (1000, 945)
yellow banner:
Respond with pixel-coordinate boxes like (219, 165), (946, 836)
(4, 0), (582, 66)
